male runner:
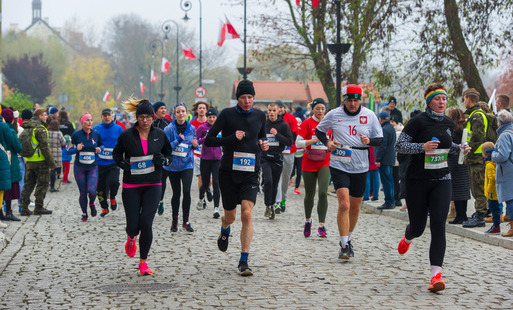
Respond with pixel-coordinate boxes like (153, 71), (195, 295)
(205, 80), (268, 276)
(315, 85), (383, 259)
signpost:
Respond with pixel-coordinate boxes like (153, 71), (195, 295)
(195, 86), (207, 99)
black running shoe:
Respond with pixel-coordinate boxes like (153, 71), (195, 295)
(206, 189), (213, 202)
(217, 231), (230, 252)
(338, 242), (350, 259)
(90, 205), (97, 217)
(238, 260), (253, 276)
(170, 221), (178, 233)
(347, 240), (354, 257)
(183, 222), (194, 232)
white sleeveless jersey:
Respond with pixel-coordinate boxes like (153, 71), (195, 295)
(316, 106), (383, 173)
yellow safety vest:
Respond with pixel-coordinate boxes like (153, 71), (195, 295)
(465, 109), (488, 154)
(26, 128), (48, 162)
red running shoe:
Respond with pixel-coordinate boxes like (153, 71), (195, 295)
(428, 272), (445, 292)
(398, 237), (411, 255)
(139, 262), (153, 276)
(125, 235), (137, 257)
(294, 188), (301, 195)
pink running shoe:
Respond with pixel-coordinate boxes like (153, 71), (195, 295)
(294, 188), (301, 195)
(139, 262), (153, 276)
(317, 226), (327, 238)
(398, 237), (411, 255)
(125, 235), (137, 257)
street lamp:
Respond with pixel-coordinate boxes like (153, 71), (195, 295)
(328, 0), (351, 108)
(180, 0), (202, 87)
(150, 39), (164, 101)
(162, 19), (181, 104)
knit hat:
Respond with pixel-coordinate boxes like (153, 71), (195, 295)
(206, 108), (219, 117)
(378, 111), (390, 120)
(49, 107), (59, 115)
(1, 108), (14, 123)
(13, 110), (19, 119)
(153, 101), (166, 111)
(342, 85), (362, 100)
(136, 99), (155, 118)
(311, 98), (326, 109)
(21, 109), (33, 120)
(236, 80), (255, 99)
(388, 96), (397, 104)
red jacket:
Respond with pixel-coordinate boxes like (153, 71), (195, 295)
(282, 112), (298, 154)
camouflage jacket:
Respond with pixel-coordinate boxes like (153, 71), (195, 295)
(22, 119), (56, 169)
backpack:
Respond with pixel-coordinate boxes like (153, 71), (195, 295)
(469, 109), (498, 143)
(18, 127), (38, 158)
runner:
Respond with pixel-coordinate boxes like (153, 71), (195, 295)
(93, 109), (124, 217)
(152, 101), (172, 215)
(204, 79), (268, 276)
(262, 103), (292, 219)
(113, 98), (172, 276)
(190, 101), (211, 210)
(296, 98), (331, 237)
(164, 102), (197, 233)
(275, 102), (298, 214)
(68, 113), (103, 222)
(315, 85), (383, 259)
(196, 108), (222, 219)
(290, 117), (304, 195)
(395, 83), (469, 292)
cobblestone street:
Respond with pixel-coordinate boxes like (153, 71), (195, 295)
(1, 173), (512, 309)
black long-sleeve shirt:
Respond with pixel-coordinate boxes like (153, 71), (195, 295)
(264, 117), (293, 155)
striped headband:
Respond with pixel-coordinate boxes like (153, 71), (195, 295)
(425, 89), (448, 105)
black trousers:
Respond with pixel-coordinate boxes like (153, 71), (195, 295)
(97, 164), (120, 209)
(160, 169), (170, 201)
(290, 156), (303, 189)
(261, 156), (283, 207)
(168, 169), (193, 224)
(405, 179), (451, 267)
(393, 165), (400, 202)
(122, 185), (161, 260)
(199, 159), (220, 209)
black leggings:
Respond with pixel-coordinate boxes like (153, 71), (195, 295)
(160, 169), (170, 201)
(168, 169), (193, 224)
(405, 179), (451, 267)
(122, 185), (161, 260)
(199, 159), (220, 209)
(261, 156), (283, 206)
(290, 156), (303, 189)
(97, 164), (120, 209)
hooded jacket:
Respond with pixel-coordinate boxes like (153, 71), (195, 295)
(93, 121), (124, 166)
(164, 120), (196, 172)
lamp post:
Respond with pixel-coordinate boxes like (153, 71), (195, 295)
(150, 39), (164, 101)
(162, 20), (181, 104)
(328, 0), (351, 107)
(243, 0), (248, 79)
(180, 0), (202, 87)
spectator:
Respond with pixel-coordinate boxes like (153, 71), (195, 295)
(294, 106), (306, 122)
(490, 110), (513, 237)
(388, 96), (403, 123)
(375, 111), (396, 209)
(496, 94), (511, 114)
(390, 114), (404, 206)
(48, 107), (59, 122)
(363, 146), (379, 202)
(481, 142), (502, 234)
(58, 110), (75, 136)
(48, 120), (65, 192)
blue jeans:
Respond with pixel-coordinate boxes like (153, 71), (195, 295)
(505, 199), (513, 219)
(487, 199), (503, 227)
(379, 165), (395, 205)
(363, 169), (379, 200)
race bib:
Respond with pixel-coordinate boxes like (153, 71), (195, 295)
(172, 143), (189, 158)
(193, 144), (202, 156)
(282, 146), (291, 154)
(310, 135), (328, 150)
(267, 134), (279, 147)
(98, 147), (113, 160)
(78, 151), (95, 164)
(130, 155), (155, 175)
(424, 149), (449, 170)
(331, 146), (352, 163)
(232, 152), (256, 172)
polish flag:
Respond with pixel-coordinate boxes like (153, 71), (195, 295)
(218, 16), (240, 47)
(102, 91), (111, 102)
(140, 82), (145, 96)
(181, 43), (196, 60)
(161, 57), (170, 74)
(116, 91), (122, 101)
(151, 69), (157, 83)
(225, 16), (240, 39)
(217, 19), (227, 47)
(296, 0), (318, 7)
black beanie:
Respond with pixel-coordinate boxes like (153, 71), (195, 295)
(136, 100), (155, 118)
(206, 108), (219, 117)
(21, 109), (33, 120)
(153, 101), (166, 111)
(236, 80), (255, 99)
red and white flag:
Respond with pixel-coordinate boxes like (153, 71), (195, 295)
(296, 0), (319, 7)
(102, 91), (111, 102)
(151, 69), (157, 83)
(161, 57), (170, 74)
(218, 16), (240, 47)
(140, 82), (145, 96)
(181, 43), (196, 60)
(116, 91), (122, 101)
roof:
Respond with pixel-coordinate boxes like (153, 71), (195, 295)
(25, 19), (81, 53)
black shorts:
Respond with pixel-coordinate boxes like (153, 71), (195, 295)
(219, 169), (259, 210)
(329, 167), (367, 198)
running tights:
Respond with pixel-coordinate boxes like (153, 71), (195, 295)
(302, 166), (330, 223)
(405, 179), (451, 267)
(199, 160), (220, 209)
(168, 169), (193, 224)
(261, 157), (283, 206)
(122, 185), (161, 260)
(97, 164), (120, 209)
(74, 165), (98, 214)
(290, 156), (303, 189)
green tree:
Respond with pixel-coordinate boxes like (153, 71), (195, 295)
(1, 91), (33, 111)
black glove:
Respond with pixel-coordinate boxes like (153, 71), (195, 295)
(119, 159), (131, 171)
(153, 153), (168, 166)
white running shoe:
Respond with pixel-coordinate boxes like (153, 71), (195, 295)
(196, 199), (204, 211)
(213, 207), (220, 219)
(28, 202), (35, 208)
(0, 221), (7, 228)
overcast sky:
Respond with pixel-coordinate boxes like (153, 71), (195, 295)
(2, 0), (248, 63)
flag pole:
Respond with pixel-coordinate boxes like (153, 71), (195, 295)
(243, 0), (247, 80)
